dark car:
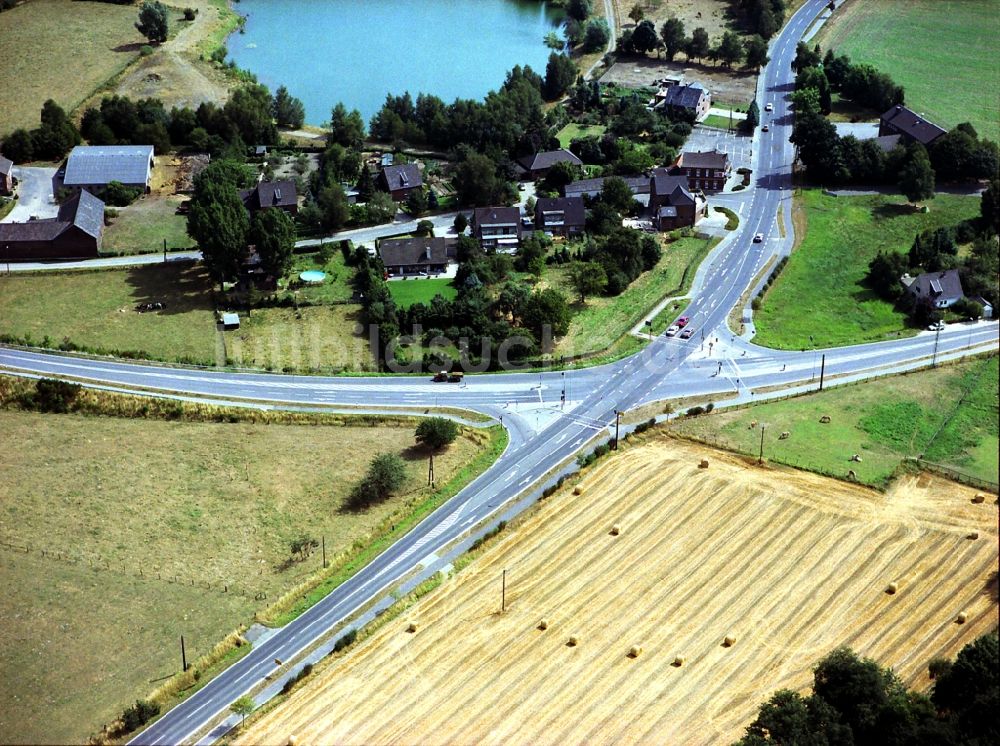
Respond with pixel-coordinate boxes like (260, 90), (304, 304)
(680, 328), (694, 340)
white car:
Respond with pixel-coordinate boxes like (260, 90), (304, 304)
(761, 124), (770, 132)
(765, 103), (774, 112)
(665, 325), (680, 337)
(753, 233), (764, 243)
(927, 322), (945, 331)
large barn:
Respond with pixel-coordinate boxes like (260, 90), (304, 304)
(56, 145), (154, 197)
(0, 190), (104, 261)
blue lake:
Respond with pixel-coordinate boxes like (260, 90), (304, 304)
(228, 0), (561, 126)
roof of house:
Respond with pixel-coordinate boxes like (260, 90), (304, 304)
(473, 206), (520, 227)
(378, 237), (449, 267)
(240, 180), (298, 210)
(880, 105), (947, 146)
(535, 196), (586, 226)
(909, 269), (964, 300)
(657, 206), (678, 218)
(0, 155), (12, 176)
(517, 148), (583, 172)
(662, 82), (708, 110)
(678, 150), (729, 170)
(381, 163), (423, 191)
(564, 175), (650, 199)
(0, 189), (104, 243)
(63, 145), (154, 187)
(872, 134), (903, 153)
(651, 171), (695, 205)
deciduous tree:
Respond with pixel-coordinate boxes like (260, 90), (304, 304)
(249, 207), (295, 279)
(415, 417), (459, 450)
(135, 1), (168, 44)
(660, 17), (685, 61)
(567, 261), (608, 303)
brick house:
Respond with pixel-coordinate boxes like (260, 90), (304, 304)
(534, 197), (586, 237)
(673, 150), (731, 193)
(657, 82), (711, 122)
(378, 237), (451, 276)
(878, 105), (946, 147)
(472, 206), (522, 251)
(650, 171), (705, 231)
(517, 149), (583, 180)
(0, 190), (104, 261)
(378, 163), (423, 201)
(0, 155), (13, 195)
(240, 180), (299, 215)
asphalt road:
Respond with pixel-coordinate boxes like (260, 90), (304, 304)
(0, 2), (996, 743)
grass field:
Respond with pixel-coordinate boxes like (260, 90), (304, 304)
(752, 190), (981, 350)
(0, 263), (218, 363)
(815, 0), (1000, 141)
(556, 123), (607, 149)
(285, 250), (355, 305)
(700, 114), (740, 131)
(0, 397), (497, 744)
(388, 278), (457, 309)
(0, 0), (142, 133)
(550, 235), (718, 358)
(103, 197), (196, 255)
(671, 356), (999, 488)
(240, 436), (998, 746)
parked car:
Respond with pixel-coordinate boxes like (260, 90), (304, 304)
(762, 124), (769, 132)
(927, 322), (945, 331)
(753, 233), (764, 243)
(665, 325), (680, 337)
(765, 103), (774, 112)
(680, 328), (694, 339)
(676, 316), (690, 328)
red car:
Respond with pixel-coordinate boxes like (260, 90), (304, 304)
(676, 316), (690, 328)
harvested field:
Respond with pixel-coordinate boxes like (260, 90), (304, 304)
(600, 58), (757, 104)
(241, 438), (998, 746)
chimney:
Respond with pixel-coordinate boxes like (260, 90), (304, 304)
(425, 246), (431, 260)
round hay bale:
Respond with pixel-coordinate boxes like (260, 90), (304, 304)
(672, 655), (685, 667)
(699, 459), (709, 469)
(820, 415), (831, 423)
(573, 486), (584, 496)
(972, 493), (986, 504)
(406, 621), (418, 633)
(968, 531), (979, 540)
(628, 645), (642, 658)
(610, 524), (621, 536)
(567, 635), (579, 646)
(886, 582), (898, 595)
(538, 618), (549, 630)
(287, 736), (298, 746)
(723, 635), (736, 647)
(956, 611), (967, 624)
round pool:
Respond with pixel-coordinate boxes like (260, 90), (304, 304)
(299, 270), (326, 284)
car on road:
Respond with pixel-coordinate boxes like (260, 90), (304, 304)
(927, 321), (945, 331)
(676, 316), (690, 328)
(753, 233), (764, 243)
(665, 325), (680, 337)
(433, 371), (465, 382)
(765, 103), (773, 112)
(761, 124), (770, 132)
(680, 328), (694, 340)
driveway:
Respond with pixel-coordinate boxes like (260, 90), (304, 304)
(2, 166), (59, 223)
(686, 126), (754, 176)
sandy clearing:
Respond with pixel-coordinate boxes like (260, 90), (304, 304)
(241, 438), (998, 746)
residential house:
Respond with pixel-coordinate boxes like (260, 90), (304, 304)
(878, 105), (946, 147)
(0, 155), (13, 195)
(0, 189), (104, 260)
(673, 150), (731, 193)
(901, 269), (965, 309)
(378, 163), (423, 201)
(379, 236), (450, 276)
(517, 149), (583, 180)
(240, 180), (299, 215)
(657, 82), (710, 122)
(57, 144), (154, 196)
(472, 206), (522, 251)
(872, 134), (903, 153)
(534, 196), (586, 237)
(650, 171), (705, 230)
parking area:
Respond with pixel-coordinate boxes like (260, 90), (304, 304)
(2, 166), (58, 223)
(686, 125), (753, 176)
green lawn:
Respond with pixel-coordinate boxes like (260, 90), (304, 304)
(283, 249), (355, 305)
(556, 123), (607, 148)
(670, 356), (999, 488)
(700, 114), (739, 130)
(753, 190), (981, 350)
(388, 277), (457, 308)
(103, 197), (196, 255)
(815, 0), (1000, 141)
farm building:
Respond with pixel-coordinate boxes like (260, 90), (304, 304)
(564, 175), (650, 202)
(534, 196), (586, 237)
(656, 82), (711, 122)
(517, 148), (583, 180)
(378, 236), (452, 276)
(673, 150), (731, 193)
(240, 180), (298, 215)
(0, 155), (13, 195)
(472, 206), (522, 251)
(650, 171), (705, 230)
(878, 105), (947, 147)
(0, 190), (104, 260)
(56, 145), (154, 196)
(378, 163), (423, 201)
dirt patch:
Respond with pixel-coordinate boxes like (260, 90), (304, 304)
(600, 57), (757, 103)
(240, 436), (997, 746)
(615, 0), (735, 39)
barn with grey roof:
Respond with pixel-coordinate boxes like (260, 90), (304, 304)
(0, 189), (104, 260)
(58, 145), (155, 196)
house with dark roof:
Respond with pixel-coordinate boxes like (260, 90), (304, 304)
(656, 82), (710, 121)
(673, 150), (731, 192)
(472, 206), (522, 251)
(564, 175), (650, 201)
(57, 145), (154, 196)
(378, 237), (451, 276)
(878, 105), (946, 147)
(650, 171), (705, 230)
(378, 163), (423, 201)
(901, 269), (965, 310)
(0, 155), (13, 195)
(534, 197), (586, 237)
(240, 180), (298, 215)
(517, 149), (583, 180)
(0, 190), (104, 260)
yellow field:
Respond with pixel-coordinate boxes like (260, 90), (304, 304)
(242, 438), (998, 746)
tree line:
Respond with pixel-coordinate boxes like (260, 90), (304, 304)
(618, 18), (770, 71)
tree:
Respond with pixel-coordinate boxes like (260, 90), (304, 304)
(742, 101), (760, 132)
(686, 27), (710, 62)
(744, 34), (770, 69)
(454, 151), (503, 206)
(543, 53), (578, 101)
(405, 188), (428, 216)
(249, 208), (295, 279)
(717, 30), (744, 68)
(898, 143), (936, 205)
(329, 102), (366, 148)
(122, 699), (160, 733)
(981, 177), (1000, 234)
(33, 99), (80, 160)
(135, 1), (168, 44)
(365, 191), (396, 224)
(347, 453), (407, 510)
(660, 17), (685, 61)
(933, 633), (998, 741)
(628, 3), (644, 24)
(230, 695), (255, 727)
(631, 20), (659, 55)
(539, 160), (580, 194)
(103, 180), (142, 206)
(415, 417), (459, 450)
(187, 171), (250, 290)
(522, 288), (571, 343)
(866, 250), (909, 300)
(453, 212), (468, 234)
(1, 128), (34, 163)
(599, 176), (639, 214)
(223, 84), (278, 146)
(567, 0), (592, 22)
(567, 261), (608, 303)
(271, 86), (305, 129)
(583, 18), (611, 52)
(791, 41), (821, 72)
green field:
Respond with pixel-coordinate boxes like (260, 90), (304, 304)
(284, 249), (355, 305)
(388, 277), (457, 308)
(0, 0), (143, 134)
(0, 384), (500, 744)
(700, 114), (740, 131)
(103, 198), (196, 255)
(753, 190), (981, 350)
(816, 0), (1000, 141)
(555, 123), (607, 148)
(670, 356), (999, 488)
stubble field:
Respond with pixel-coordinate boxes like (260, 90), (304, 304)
(241, 437), (998, 746)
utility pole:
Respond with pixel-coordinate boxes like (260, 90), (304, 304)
(613, 410), (621, 450)
(819, 353), (826, 391)
(758, 424), (766, 465)
(163, 238), (167, 264)
(322, 536), (327, 568)
(427, 454), (435, 487)
(501, 569), (506, 613)
(180, 635), (188, 672)
(560, 371), (566, 409)
(932, 324), (942, 367)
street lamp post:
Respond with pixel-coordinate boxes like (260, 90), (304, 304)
(758, 423), (766, 465)
(613, 410), (621, 450)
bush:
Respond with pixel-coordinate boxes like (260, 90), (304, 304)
(685, 405), (705, 417)
(121, 699), (160, 733)
(183, 6), (196, 20)
(415, 417), (459, 450)
(34, 378), (81, 413)
(332, 629), (357, 653)
(104, 180), (142, 207)
(346, 453), (406, 510)
(140, 44), (154, 56)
